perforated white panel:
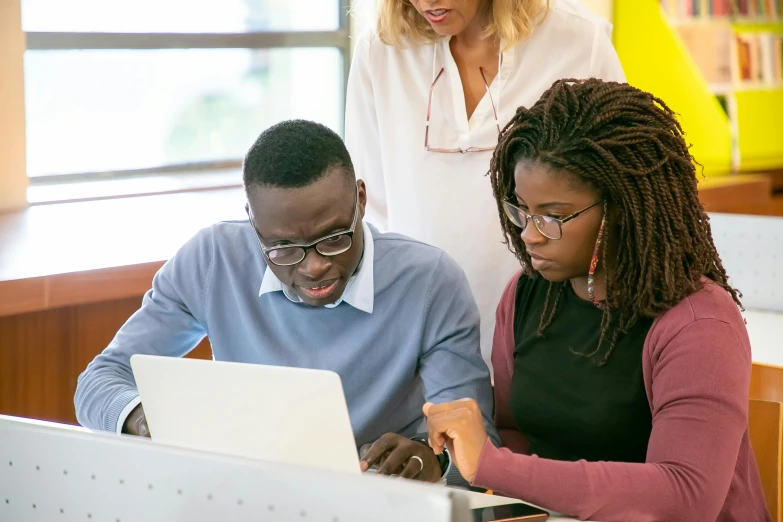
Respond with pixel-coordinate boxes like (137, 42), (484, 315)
(709, 213), (783, 312)
(743, 310), (783, 365)
(0, 416), (469, 522)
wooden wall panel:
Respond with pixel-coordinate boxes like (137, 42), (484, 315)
(749, 399), (783, 522)
(752, 363), (783, 404)
(0, 277), (47, 316)
(698, 174), (773, 212)
(0, 297), (212, 425)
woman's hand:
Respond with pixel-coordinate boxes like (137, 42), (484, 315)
(423, 399), (488, 483)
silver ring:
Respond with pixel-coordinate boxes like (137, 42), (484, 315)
(409, 455), (424, 473)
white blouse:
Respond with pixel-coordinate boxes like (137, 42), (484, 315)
(345, 0), (626, 363)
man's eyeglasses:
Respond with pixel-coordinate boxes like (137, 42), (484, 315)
(424, 66), (501, 154)
(501, 199), (603, 240)
(246, 184), (360, 267)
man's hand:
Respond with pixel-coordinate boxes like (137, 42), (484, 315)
(423, 399), (488, 483)
(121, 403), (150, 437)
(359, 433), (442, 482)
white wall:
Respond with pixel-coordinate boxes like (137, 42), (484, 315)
(0, 0), (29, 211)
(579, 0), (613, 21)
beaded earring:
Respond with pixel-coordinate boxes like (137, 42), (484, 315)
(587, 201), (608, 310)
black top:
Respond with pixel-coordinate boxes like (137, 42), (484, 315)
(510, 275), (654, 463)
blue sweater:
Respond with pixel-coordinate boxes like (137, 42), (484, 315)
(75, 222), (496, 450)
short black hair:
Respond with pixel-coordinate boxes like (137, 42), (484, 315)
(243, 119), (354, 190)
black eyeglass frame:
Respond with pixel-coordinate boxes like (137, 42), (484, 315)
(246, 182), (360, 266)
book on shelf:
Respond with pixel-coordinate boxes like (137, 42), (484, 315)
(731, 32), (783, 85)
(663, 0), (783, 91)
(678, 24), (734, 83)
(661, 0), (780, 19)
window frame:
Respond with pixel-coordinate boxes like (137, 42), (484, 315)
(23, 0), (352, 194)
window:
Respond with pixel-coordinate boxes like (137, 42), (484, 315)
(22, 0), (350, 202)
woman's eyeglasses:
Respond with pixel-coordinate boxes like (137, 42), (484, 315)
(424, 66), (500, 154)
(246, 184), (360, 266)
(501, 199), (603, 240)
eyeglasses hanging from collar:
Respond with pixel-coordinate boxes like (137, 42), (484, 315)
(424, 45), (502, 154)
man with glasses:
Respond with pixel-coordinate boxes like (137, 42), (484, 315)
(75, 119), (496, 485)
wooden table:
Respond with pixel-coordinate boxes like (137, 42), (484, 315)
(0, 189), (246, 423)
(0, 188), (247, 316)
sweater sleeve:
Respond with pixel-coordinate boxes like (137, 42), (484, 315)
(419, 252), (497, 445)
(491, 272), (530, 455)
(474, 318), (751, 522)
(419, 252), (498, 486)
(74, 227), (214, 433)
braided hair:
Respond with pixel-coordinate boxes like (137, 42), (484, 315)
(489, 78), (742, 365)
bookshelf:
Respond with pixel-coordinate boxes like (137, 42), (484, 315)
(614, 0), (783, 173)
(661, 0), (782, 19)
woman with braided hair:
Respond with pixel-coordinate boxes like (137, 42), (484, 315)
(423, 79), (771, 521)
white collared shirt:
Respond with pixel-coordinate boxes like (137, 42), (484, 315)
(345, 0), (625, 362)
(257, 220), (375, 314)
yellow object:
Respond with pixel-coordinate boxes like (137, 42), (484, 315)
(733, 21), (783, 33)
(614, 0), (732, 175)
(730, 21), (783, 171)
(735, 89), (783, 170)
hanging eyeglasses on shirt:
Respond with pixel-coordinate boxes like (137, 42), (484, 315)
(424, 46), (503, 154)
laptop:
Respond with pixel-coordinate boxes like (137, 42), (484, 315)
(129, 354), (541, 516)
(129, 354), (360, 474)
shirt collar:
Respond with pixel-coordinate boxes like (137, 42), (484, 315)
(258, 221), (375, 314)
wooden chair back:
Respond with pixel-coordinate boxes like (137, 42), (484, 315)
(750, 363), (783, 521)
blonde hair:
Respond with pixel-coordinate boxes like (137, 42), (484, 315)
(376, 0), (550, 50)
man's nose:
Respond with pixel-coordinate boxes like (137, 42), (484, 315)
(296, 248), (332, 280)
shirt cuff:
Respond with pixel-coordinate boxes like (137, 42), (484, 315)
(444, 446), (477, 488)
(114, 394), (142, 435)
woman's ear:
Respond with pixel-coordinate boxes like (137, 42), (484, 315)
(604, 200), (623, 245)
(607, 200), (622, 224)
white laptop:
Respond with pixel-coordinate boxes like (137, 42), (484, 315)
(129, 354), (529, 513)
(130, 354), (360, 474)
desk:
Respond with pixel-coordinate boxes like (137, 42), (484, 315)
(0, 190), (245, 423)
(0, 188), (246, 316)
(698, 174), (783, 216)
(464, 491), (579, 520)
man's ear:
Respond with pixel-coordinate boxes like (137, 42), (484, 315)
(357, 179), (367, 219)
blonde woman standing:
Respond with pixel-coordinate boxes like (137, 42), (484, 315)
(345, 0), (624, 361)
